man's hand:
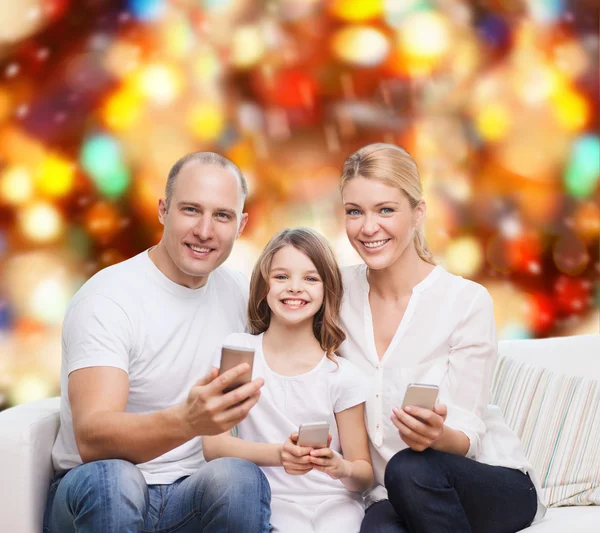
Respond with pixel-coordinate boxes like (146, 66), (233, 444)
(181, 364), (263, 438)
(68, 363), (263, 466)
(281, 433), (313, 475)
(391, 403), (447, 452)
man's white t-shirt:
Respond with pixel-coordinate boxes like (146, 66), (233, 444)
(51, 250), (248, 485)
(215, 332), (368, 502)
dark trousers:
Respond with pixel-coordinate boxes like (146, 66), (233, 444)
(360, 448), (538, 533)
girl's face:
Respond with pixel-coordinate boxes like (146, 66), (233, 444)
(342, 176), (424, 271)
(266, 245), (325, 328)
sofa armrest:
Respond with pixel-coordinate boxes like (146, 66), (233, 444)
(0, 397), (61, 533)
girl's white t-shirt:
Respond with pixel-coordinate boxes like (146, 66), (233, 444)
(215, 332), (368, 501)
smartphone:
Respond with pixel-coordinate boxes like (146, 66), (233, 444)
(297, 421), (330, 449)
(218, 345), (255, 394)
(401, 383), (439, 410)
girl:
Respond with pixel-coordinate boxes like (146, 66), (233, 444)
(203, 228), (374, 533)
(337, 143), (545, 533)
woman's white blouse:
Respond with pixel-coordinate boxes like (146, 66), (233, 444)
(339, 264), (545, 519)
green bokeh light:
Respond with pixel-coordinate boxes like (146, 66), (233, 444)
(80, 135), (131, 199)
(564, 135), (600, 198)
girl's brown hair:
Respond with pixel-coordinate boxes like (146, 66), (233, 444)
(248, 228), (346, 359)
(340, 143), (436, 265)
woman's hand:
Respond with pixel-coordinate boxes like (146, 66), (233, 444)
(391, 403), (447, 452)
(281, 433), (313, 475)
(308, 435), (350, 480)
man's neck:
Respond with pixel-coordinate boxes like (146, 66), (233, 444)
(148, 242), (209, 290)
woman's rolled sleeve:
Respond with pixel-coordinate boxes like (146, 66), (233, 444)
(442, 287), (497, 459)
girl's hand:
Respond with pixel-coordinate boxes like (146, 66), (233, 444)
(281, 433), (313, 475)
(391, 403), (447, 452)
(308, 435), (350, 480)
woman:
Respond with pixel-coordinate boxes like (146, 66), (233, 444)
(337, 143), (545, 533)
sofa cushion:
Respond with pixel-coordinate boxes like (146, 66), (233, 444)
(0, 397), (61, 533)
(492, 356), (600, 507)
(499, 336), (600, 381)
(518, 506), (600, 532)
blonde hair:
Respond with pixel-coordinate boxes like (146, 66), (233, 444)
(248, 228), (346, 360)
(340, 143), (435, 265)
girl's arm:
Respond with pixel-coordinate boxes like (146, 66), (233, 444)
(309, 403), (374, 492)
(203, 432), (282, 466)
(204, 431), (318, 473)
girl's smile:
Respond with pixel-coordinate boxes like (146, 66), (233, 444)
(280, 298), (309, 309)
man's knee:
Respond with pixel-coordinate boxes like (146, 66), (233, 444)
(61, 459), (147, 514)
(190, 459), (271, 531)
(203, 457), (271, 502)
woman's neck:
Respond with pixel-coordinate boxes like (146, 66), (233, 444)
(367, 246), (435, 301)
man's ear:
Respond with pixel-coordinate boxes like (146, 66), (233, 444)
(158, 198), (167, 225)
(237, 212), (249, 238)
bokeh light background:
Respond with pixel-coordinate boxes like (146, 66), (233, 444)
(0, 0), (598, 409)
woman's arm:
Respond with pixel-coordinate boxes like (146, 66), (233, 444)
(309, 403), (374, 492)
(433, 418), (470, 455)
(391, 403), (470, 456)
(392, 287), (496, 458)
(203, 432), (282, 466)
(442, 287), (497, 457)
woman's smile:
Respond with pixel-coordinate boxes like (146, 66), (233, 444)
(360, 239), (392, 251)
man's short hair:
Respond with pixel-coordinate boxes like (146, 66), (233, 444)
(165, 152), (248, 208)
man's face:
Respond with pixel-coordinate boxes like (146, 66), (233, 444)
(157, 162), (248, 287)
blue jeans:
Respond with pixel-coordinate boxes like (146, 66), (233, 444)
(360, 448), (538, 533)
(43, 458), (271, 533)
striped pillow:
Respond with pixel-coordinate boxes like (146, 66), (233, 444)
(491, 356), (600, 507)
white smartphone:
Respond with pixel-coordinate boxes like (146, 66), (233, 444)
(297, 421), (330, 448)
(218, 345), (255, 393)
(401, 383), (439, 410)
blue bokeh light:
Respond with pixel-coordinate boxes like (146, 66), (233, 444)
(128, 0), (166, 22)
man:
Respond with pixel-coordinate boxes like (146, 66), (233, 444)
(44, 153), (271, 533)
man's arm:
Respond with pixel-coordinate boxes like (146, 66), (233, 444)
(70, 364), (263, 465)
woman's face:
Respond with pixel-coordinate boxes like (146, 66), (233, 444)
(342, 176), (424, 270)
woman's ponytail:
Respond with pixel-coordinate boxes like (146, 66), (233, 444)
(413, 227), (436, 265)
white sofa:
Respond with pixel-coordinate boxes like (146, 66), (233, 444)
(0, 335), (598, 532)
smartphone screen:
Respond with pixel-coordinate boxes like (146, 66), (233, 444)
(297, 422), (330, 448)
(401, 383), (439, 410)
(219, 345), (255, 393)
